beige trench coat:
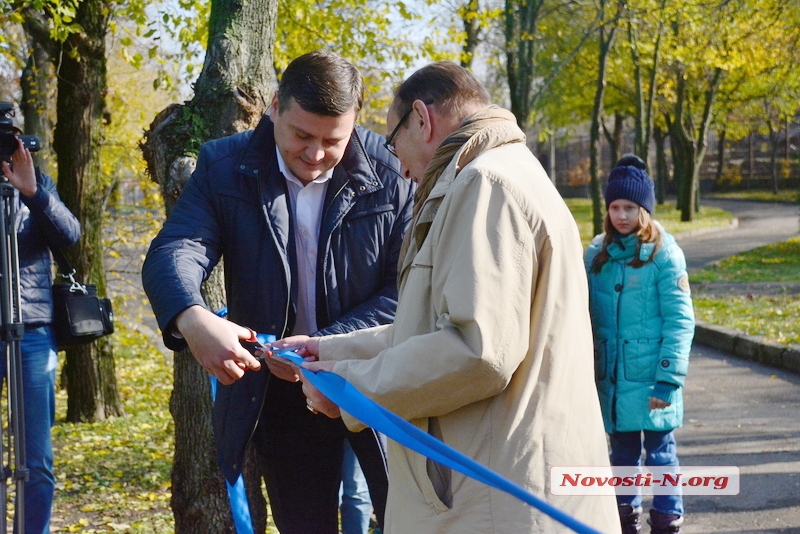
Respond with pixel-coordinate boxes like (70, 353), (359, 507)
(320, 142), (620, 533)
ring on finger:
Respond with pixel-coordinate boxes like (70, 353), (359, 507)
(306, 398), (318, 414)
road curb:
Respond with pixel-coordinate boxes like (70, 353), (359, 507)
(694, 319), (800, 375)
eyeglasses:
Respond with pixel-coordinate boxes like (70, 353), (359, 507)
(383, 101), (433, 157)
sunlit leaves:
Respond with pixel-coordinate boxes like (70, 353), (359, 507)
(51, 328), (175, 531)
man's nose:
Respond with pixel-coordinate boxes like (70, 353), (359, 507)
(305, 144), (325, 162)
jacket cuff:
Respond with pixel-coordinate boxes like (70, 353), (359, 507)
(652, 381), (679, 403)
(19, 186), (50, 211)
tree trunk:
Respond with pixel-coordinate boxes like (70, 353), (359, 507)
(629, 0), (665, 164)
(785, 117), (791, 178)
(653, 126), (668, 205)
(768, 118), (779, 194)
(504, 0), (598, 131)
(19, 41), (53, 175)
(748, 132), (754, 190)
(141, 0), (277, 531)
(589, 0), (621, 236)
(669, 68), (721, 221)
(460, 0), (481, 68)
(602, 113), (624, 169)
(714, 128), (726, 186)
(41, 0), (123, 422)
(504, 0), (542, 130)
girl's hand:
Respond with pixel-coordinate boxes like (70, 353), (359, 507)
(649, 396), (671, 410)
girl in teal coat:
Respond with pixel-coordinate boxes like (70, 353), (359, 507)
(585, 157), (694, 534)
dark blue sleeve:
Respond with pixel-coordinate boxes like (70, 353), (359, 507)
(141, 145), (224, 350)
(21, 170), (81, 249)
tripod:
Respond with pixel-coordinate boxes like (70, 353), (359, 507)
(0, 180), (27, 534)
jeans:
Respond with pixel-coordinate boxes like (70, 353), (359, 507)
(1, 326), (58, 534)
(609, 430), (684, 516)
(340, 440), (372, 534)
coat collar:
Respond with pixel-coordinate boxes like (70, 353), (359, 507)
(607, 233), (656, 262)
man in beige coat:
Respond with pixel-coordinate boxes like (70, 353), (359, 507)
(274, 63), (620, 533)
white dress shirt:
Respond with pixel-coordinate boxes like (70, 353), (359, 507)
(275, 148), (333, 335)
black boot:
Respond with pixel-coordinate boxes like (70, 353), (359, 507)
(618, 504), (643, 534)
(648, 509), (683, 534)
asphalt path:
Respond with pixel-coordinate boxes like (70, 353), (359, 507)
(676, 199), (799, 271)
(674, 346), (800, 534)
(655, 199), (800, 533)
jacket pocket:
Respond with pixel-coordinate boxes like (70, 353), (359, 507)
(344, 203), (394, 221)
(623, 339), (661, 382)
(594, 340), (607, 381)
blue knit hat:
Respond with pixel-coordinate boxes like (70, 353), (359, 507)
(604, 165), (655, 214)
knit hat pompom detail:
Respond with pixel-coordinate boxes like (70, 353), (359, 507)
(605, 165), (655, 214)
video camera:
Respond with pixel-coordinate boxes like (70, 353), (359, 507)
(0, 102), (41, 161)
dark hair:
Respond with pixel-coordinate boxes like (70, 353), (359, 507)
(392, 62), (490, 122)
(277, 50), (363, 116)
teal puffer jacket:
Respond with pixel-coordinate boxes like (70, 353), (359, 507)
(584, 228), (694, 433)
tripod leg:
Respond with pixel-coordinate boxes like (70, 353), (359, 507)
(0, 182), (27, 534)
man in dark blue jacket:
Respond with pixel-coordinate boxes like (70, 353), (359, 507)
(142, 51), (414, 533)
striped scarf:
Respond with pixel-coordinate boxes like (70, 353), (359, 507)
(400, 105), (525, 265)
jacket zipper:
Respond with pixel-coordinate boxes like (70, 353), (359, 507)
(319, 179), (351, 323)
(612, 260), (626, 431)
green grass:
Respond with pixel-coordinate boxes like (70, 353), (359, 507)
(691, 237), (800, 283)
(690, 237), (800, 345)
(706, 189), (800, 203)
(564, 198), (734, 245)
(693, 295), (800, 345)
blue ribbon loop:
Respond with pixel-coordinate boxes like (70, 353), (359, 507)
(274, 348), (603, 534)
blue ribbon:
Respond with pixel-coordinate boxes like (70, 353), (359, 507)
(274, 348), (603, 534)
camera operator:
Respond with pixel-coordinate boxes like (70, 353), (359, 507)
(1, 134), (80, 534)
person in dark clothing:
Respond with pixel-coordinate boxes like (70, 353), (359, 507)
(1, 138), (81, 534)
(142, 50), (414, 533)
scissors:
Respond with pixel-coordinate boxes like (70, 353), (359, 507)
(214, 307), (304, 367)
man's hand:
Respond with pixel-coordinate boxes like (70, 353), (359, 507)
(1, 139), (38, 197)
(174, 305), (261, 385)
(300, 360), (340, 418)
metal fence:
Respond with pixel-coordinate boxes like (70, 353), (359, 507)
(539, 122), (800, 196)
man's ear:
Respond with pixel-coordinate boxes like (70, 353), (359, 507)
(268, 92), (280, 117)
(412, 99), (434, 143)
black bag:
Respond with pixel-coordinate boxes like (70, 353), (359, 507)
(50, 248), (114, 350)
